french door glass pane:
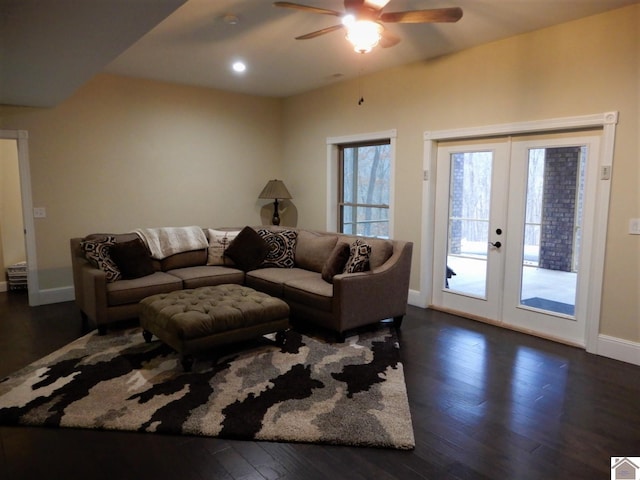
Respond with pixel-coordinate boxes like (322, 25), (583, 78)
(446, 151), (492, 297)
(519, 147), (585, 316)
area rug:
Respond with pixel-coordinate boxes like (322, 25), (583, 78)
(0, 326), (414, 450)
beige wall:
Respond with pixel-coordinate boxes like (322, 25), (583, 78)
(0, 6), (637, 343)
(0, 75), (283, 288)
(0, 139), (26, 271)
(282, 5), (639, 341)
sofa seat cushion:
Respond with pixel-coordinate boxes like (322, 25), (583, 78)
(107, 272), (182, 307)
(245, 267), (317, 298)
(167, 266), (245, 289)
(283, 276), (333, 313)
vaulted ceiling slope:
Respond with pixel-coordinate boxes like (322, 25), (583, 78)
(2, 0), (638, 108)
(0, 0), (187, 107)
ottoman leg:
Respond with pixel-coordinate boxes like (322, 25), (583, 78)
(142, 330), (153, 343)
(181, 354), (194, 372)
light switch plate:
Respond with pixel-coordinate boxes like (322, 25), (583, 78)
(33, 207), (46, 218)
(629, 218), (640, 235)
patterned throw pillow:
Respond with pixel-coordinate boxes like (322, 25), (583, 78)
(207, 229), (240, 265)
(257, 229), (298, 268)
(344, 239), (371, 273)
(80, 236), (122, 282)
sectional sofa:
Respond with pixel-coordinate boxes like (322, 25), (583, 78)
(70, 225), (413, 340)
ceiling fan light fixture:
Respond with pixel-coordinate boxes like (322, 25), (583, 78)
(345, 20), (382, 53)
(364, 0), (390, 9)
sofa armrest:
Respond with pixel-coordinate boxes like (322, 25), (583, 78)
(332, 240), (413, 332)
(79, 263), (109, 325)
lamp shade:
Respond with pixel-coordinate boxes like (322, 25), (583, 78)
(259, 180), (292, 200)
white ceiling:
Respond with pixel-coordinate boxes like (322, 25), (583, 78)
(2, 0), (639, 107)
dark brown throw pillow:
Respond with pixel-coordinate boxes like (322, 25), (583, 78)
(321, 242), (351, 283)
(225, 226), (269, 271)
(110, 238), (155, 279)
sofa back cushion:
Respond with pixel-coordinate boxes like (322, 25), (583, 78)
(83, 232), (207, 273)
(159, 249), (207, 271)
(85, 232), (139, 244)
(295, 231), (338, 273)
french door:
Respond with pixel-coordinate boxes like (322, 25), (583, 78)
(432, 131), (602, 346)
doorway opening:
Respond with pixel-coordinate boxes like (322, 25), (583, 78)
(0, 138), (26, 292)
(0, 130), (38, 305)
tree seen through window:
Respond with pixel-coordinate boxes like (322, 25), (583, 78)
(339, 141), (390, 238)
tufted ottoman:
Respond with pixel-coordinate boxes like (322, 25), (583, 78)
(139, 284), (290, 371)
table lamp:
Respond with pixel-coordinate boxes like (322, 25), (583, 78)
(259, 179), (292, 225)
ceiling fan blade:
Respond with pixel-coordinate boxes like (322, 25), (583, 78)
(380, 28), (401, 48)
(273, 2), (341, 17)
(380, 7), (463, 24)
(295, 24), (344, 40)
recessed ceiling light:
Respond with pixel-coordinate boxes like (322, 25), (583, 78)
(232, 61), (246, 73)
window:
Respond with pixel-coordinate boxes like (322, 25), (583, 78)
(338, 140), (391, 237)
(326, 129), (396, 237)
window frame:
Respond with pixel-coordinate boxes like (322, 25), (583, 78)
(338, 139), (391, 237)
(326, 129), (396, 236)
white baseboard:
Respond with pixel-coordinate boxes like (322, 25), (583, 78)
(0, 281), (6, 292)
(408, 289), (427, 308)
(37, 286), (75, 305)
(596, 334), (640, 366)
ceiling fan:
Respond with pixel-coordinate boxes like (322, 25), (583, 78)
(273, 0), (463, 53)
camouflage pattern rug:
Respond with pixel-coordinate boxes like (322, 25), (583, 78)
(0, 326), (414, 449)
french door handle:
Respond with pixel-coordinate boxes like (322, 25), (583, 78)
(489, 241), (502, 248)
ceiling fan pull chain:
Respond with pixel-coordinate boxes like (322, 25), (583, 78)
(357, 60), (365, 105)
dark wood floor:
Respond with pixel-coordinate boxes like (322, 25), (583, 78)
(1, 290), (638, 480)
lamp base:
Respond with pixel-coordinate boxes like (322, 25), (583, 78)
(272, 199), (280, 226)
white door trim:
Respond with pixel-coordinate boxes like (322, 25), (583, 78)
(0, 129), (40, 306)
(421, 112), (618, 353)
